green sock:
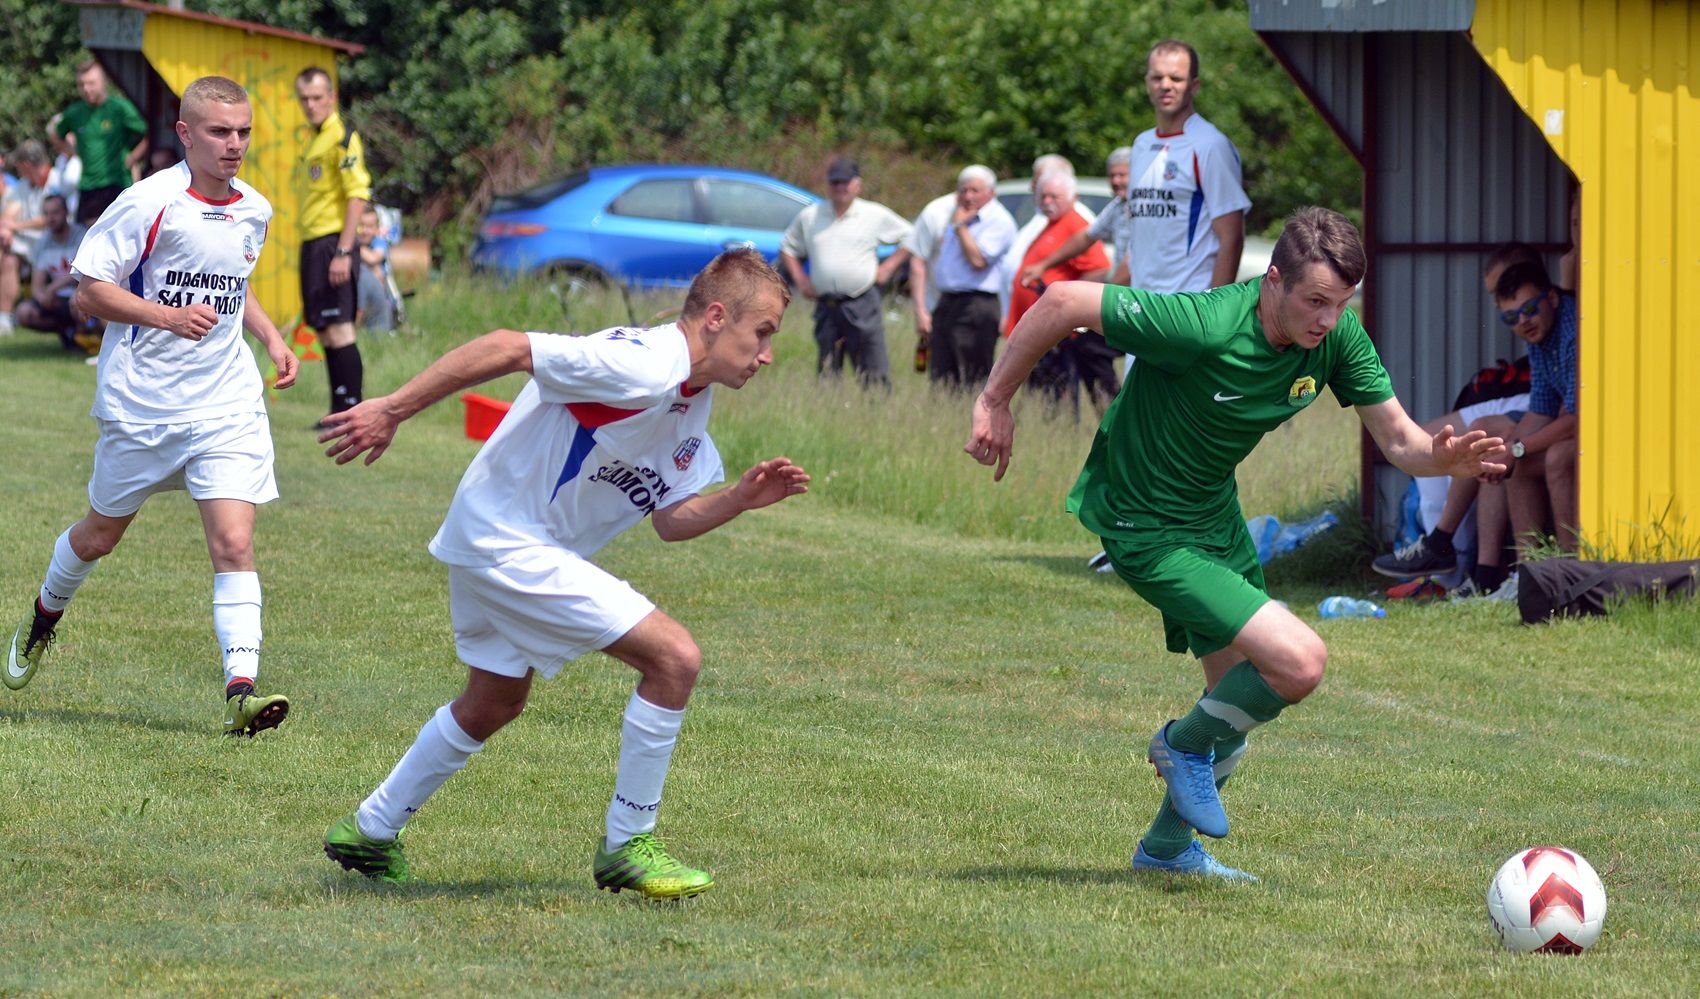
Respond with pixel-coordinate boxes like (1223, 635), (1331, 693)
(1141, 732), (1250, 860)
(1164, 661), (1290, 753)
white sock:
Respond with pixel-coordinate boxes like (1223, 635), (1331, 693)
(39, 529), (97, 613)
(212, 572), (262, 686)
(358, 703), (484, 841)
(604, 692), (685, 850)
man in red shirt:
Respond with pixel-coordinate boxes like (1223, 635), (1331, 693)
(1010, 171), (1115, 415)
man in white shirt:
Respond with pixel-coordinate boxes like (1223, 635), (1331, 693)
(13, 194), (88, 347)
(4, 78), (299, 739)
(780, 157), (912, 386)
(905, 166), (1018, 387)
(1120, 39), (1251, 299)
(319, 249), (810, 901)
(0, 140), (56, 335)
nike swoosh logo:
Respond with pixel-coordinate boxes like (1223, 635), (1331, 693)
(1213, 392), (1244, 402)
(7, 631), (27, 679)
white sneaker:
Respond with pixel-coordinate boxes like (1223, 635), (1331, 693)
(1485, 571), (1520, 602)
(0, 313), (14, 336)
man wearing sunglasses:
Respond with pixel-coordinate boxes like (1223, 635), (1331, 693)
(1482, 259), (1579, 556)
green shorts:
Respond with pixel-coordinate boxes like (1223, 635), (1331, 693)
(1101, 525), (1269, 658)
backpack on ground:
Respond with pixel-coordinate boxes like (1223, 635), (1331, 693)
(1518, 558), (1700, 624)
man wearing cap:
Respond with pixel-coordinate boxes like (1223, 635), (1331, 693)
(780, 157), (912, 386)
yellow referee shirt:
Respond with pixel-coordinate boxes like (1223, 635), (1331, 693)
(296, 110), (373, 242)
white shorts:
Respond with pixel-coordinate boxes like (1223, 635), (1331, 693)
(89, 412), (278, 518)
(445, 547), (656, 680)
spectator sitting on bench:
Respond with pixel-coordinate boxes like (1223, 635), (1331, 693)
(1375, 242), (1544, 596)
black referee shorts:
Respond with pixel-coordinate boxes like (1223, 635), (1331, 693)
(300, 233), (358, 331)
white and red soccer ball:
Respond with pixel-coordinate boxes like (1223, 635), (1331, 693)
(1486, 846), (1608, 954)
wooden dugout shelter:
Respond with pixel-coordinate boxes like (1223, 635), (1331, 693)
(1250, 0), (1699, 554)
(63, 0), (363, 332)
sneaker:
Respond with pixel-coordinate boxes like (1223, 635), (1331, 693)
(324, 811), (410, 883)
(1371, 534), (1454, 579)
(0, 313), (14, 336)
(1485, 570), (1520, 603)
(1147, 722), (1228, 839)
(593, 832), (714, 900)
(1132, 840), (1259, 883)
(1087, 550), (1111, 572)
(4, 602), (60, 691)
(223, 689), (289, 736)
(1385, 577), (1447, 603)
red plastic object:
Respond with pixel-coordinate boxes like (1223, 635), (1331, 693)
(461, 392), (512, 441)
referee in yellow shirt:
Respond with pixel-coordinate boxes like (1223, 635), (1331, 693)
(295, 67), (373, 423)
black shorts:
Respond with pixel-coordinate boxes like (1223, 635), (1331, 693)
(77, 186), (124, 226)
(300, 234), (358, 331)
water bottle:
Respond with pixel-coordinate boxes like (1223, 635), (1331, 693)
(1317, 596), (1386, 619)
(1273, 510), (1339, 555)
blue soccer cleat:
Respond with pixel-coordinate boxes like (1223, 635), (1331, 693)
(1132, 840), (1259, 883)
(1147, 721), (1229, 838)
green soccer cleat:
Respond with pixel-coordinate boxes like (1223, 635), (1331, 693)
(5, 603), (60, 691)
(593, 832), (714, 900)
(323, 811), (411, 883)
(223, 689), (290, 737)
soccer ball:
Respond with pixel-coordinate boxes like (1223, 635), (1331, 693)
(1486, 846), (1607, 954)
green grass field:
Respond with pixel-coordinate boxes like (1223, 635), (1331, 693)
(0, 279), (1695, 996)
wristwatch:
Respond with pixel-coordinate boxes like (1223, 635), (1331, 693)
(1510, 441), (1526, 459)
(333, 246), (353, 258)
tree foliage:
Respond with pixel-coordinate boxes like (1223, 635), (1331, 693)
(5, 0), (1360, 248)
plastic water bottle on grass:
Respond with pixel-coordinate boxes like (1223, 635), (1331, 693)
(1317, 596), (1386, 619)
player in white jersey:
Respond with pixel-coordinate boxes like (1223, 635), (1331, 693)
(5, 78), (299, 737)
(1120, 40), (1250, 297)
(320, 249), (809, 899)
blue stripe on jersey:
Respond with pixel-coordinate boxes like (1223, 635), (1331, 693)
(128, 207), (167, 343)
(550, 424), (598, 502)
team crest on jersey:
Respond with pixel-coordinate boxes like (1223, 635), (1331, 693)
(1288, 376), (1318, 407)
(309, 164), (323, 181)
(673, 436), (702, 470)
(1163, 160), (1180, 181)
(668, 402), (690, 415)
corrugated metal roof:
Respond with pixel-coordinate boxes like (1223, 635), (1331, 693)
(1250, 0), (1475, 33)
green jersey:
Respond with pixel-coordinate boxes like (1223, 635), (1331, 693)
(56, 95), (147, 191)
(1068, 280), (1393, 543)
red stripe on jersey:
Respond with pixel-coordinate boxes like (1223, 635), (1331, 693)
(1192, 151), (1201, 187)
(185, 186), (244, 206)
(142, 207), (166, 258)
(566, 401), (645, 428)
(680, 381), (704, 398)
(1155, 128), (1184, 138)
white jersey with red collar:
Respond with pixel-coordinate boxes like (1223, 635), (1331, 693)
(429, 325), (726, 567)
(71, 160), (272, 423)
(1123, 113), (1251, 294)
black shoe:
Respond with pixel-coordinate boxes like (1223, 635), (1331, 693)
(1371, 534), (1454, 578)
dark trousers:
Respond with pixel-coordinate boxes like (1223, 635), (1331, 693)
(1027, 330), (1122, 421)
(76, 186), (124, 226)
(929, 291), (1000, 388)
(814, 288), (889, 386)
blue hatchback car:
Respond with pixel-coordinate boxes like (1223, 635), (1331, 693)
(470, 164), (819, 287)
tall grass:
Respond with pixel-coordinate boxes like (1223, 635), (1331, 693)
(388, 270), (1364, 548)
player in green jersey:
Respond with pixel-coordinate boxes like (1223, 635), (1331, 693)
(965, 207), (1505, 881)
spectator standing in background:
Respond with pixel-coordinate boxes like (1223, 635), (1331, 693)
(779, 156), (912, 387)
(52, 61), (148, 226)
(905, 165), (1017, 388)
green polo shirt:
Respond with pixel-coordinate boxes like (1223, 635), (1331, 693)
(1069, 279), (1393, 546)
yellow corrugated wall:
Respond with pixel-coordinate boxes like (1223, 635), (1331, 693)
(141, 15), (343, 334)
(1473, 0), (1700, 555)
